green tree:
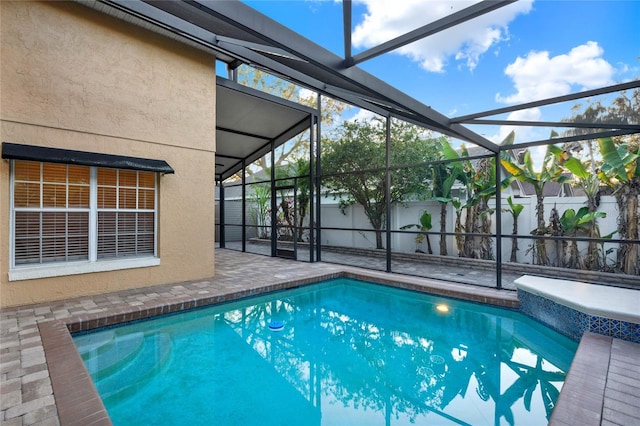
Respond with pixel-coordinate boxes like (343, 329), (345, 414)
(456, 133), (514, 260)
(248, 183), (271, 239)
(563, 87), (639, 149)
(322, 117), (439, 249)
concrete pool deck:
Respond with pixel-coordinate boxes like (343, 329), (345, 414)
(1, 249), (638, 425)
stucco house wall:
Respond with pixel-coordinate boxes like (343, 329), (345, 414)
(0, 1), (217, 307)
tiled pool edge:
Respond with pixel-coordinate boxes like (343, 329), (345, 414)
(516, 289), (640, 344)
(38, 320), (111, 426)
(37, 268), (518, 426)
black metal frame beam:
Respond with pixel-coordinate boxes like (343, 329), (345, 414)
(465, 119), (640, 130)
(184, 0), (499, 152)
(345, 0), (516, 67)
(342, 0), (352, 61)
(214, 35), (305, 62)
(452, 80), (640, 122)
(217, 127), (272, 141)
(499, 129), (637, 151)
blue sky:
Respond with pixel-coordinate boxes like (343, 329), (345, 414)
(243, 0), (639, 146)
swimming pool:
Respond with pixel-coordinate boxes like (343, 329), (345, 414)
(74, 278), (577, 425)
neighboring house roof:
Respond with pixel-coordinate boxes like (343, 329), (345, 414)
(519, 178), (580, 198)
(462, 145), (493, 158)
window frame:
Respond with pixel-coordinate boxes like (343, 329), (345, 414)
(9, 160), (160, 281)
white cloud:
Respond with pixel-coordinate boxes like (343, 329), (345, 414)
(489, 108), (542, 145)
(323, 107), (378, 135)
(352, 0), (533, 72)
(496, 41), (615, 104)
(482, 108), (548, 171)
(344, 108), (381, 124)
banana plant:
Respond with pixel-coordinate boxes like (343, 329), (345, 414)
(440, 140), (492, 259)
(431, 137), (467, 255)
(452, 198), (465, 256)
(400, 210), (433, 254)
(500, 131), (570, 266)
(462, 156), (498, 260)
(502, 196), (524, 262)
(597, 137), (639, 275)
(292, 158), (311, 242)
(560, 207), (606, 269)
(249, 183), (271, 239)
(597, 231), (618, 272)
(549, 144), (603, 269)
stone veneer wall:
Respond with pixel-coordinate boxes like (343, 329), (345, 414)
(517, 289), (640, 344)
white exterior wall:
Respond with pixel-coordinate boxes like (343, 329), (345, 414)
(318, 195), (624, 264)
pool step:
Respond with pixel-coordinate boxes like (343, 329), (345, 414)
(79, 332), (146, 381)
(95, 332), (172, 405)
(74, 330), (116, 355)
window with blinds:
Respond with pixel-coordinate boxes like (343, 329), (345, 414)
(97, 168), (156, 259)
(11, 160), (157, 268)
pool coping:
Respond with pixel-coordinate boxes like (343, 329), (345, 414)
(549, 332), (640, 426)
(514, 275), (640, 324)
(38, 268), (519, 425)
(549, 332), (611, 426)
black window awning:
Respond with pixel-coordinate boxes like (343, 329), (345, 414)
(2, 142), (174, 174)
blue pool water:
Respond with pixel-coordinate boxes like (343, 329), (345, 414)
(74, 278), (577, 425)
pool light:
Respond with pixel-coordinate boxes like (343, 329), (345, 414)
(436, 304), (450, 313)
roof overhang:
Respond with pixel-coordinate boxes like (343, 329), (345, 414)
(215, 77), (315, 181)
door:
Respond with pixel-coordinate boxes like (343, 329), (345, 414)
(274, 184), (297, 260)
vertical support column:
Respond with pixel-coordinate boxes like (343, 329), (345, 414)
(495, 151), (503, 290)
(241, 159), (246, 252)
(316, 94), (323, 262)
(309, 113), (316, 263)
(270, 140), (277, 257)
(385, 115), (392, 273)
(293, 183), (298, 259)
(219, 182), (226, 249)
